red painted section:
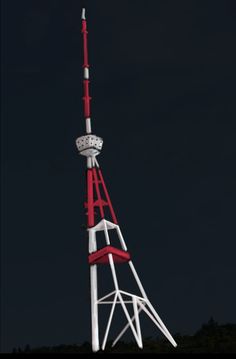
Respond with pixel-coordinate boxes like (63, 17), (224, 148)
(87, 169), (94, 227)
(83, 80), (91, 117)
(81, 20), (89, 68)
(94, 199), (108, 207)
(82, 19), (87, 33)
(83, 80), (90, 96)
(92, 168), (105, 218)
(85, 167), (118, 227)
(84, 199), (108, 208)
(98, 169), (118, 224)
(83, 97), (91, 118)
(88, 246), (131, 265)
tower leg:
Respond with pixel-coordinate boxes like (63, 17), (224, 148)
(128, 261), (177, 346)
(89, 229), (100, 352)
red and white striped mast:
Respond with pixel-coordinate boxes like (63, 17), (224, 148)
(76, 7), (177, 352)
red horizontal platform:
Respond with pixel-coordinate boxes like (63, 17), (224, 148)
(88, 246), (131, 265)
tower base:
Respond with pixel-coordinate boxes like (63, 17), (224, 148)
(88, 219), (177, 352)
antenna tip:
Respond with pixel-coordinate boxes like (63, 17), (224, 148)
(81, 8), (86, 20)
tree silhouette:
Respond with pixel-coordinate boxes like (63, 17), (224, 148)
(11, 319), (236, 354)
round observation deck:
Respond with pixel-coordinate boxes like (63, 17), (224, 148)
(76, 134), (103, 156)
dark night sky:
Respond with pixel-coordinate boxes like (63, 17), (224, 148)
(1, 0), (236, 353)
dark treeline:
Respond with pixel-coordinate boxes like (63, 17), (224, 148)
(12, 318), (236, 353)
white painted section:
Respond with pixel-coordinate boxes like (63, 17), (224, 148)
(91, 156), (96, 167)
(88, 229), (96, 253)
(84, 67), (89, 79)
(112, 296), (177, 348)
(89, 229), (99, 352)
(116, 226), (128, 251)
(101, 293), (118, 350)
(87, 157), (92, 169)
(112, 305), (143, 347)
(92, 219), (116, 232)
(97, 291), (116, 303)
(138, 301), (177, 347)
(99, 301), (133, 304)
(89, 219), (127, 250)
(143, 298), (177, 347)
(90, 265), (99, 352)
(133, 297), (143, 348)
(117, 292), (141, 348)
(76, 134), (103, 156)
(104, 221), (111, 245)
(80, 148), (100, 157)
(128, 261), (148, 299)
(138, 300), (170, 338)
(86, 218), (177, 351)
(108, 254), (119, 291)
(94, 157), (100, 168)
(81, 8), (86, 20)
(103, 220), (118, 230)
(119, 290), (145, 302)
(86, 117), (91, 133)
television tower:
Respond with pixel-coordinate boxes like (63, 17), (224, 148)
(76, 7), (177, 352)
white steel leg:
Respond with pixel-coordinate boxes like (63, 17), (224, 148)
(107, 254), (141, 348)
(117, 292), (142, 348)
(128, 261), (148, 299)
(138, 301), (177, 347)
(144, 299), (177, 346)
(128, 260), (177, 347)
(116, 226), (128, 251)
(104, 221), (111, 245)
(112, 305), (143, 347)
(97, 290), (116, 303)
(101, 293), (118, 350)
(89, 229), (99, 352)
(133, 297), (143, 348)
(108, 253), (119, 291)
(90, 264), (99, 352)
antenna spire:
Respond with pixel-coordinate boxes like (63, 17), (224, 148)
(81, 7), (91, 134)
